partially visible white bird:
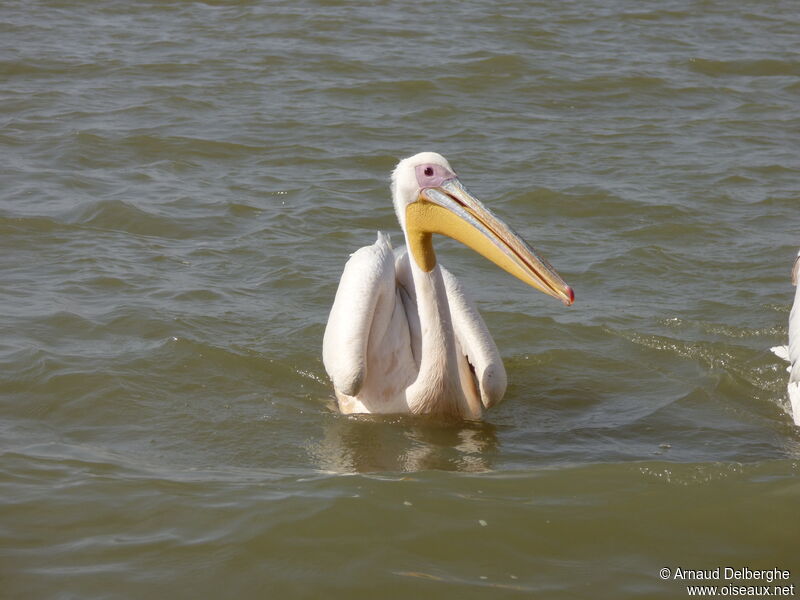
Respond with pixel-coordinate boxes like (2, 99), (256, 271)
(771, 249), (800, 426)
(323, 152), (573, 419)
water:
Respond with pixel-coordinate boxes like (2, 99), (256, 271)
(1, 0), (798, 597)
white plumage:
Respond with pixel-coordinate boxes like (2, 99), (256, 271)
(772, 249), (800, 426)
(324, 232), (505, 418)
(323, 152), (573, 419)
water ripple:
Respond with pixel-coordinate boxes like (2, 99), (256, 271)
(1, 0), (798, 596)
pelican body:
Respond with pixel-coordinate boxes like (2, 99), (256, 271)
(323, 152), (573, 419)
(772, 250), (800, 426)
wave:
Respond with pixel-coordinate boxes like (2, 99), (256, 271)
(687, 57), (800, 77)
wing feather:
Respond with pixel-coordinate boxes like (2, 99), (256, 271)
(440, 267), (507, 409)
(323, 233), (395, 396)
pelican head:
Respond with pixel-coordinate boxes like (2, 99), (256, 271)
(390, 152), (574, 306)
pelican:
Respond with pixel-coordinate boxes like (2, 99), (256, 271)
(323, 152), (574, 419)
(771, 249), (800, 426)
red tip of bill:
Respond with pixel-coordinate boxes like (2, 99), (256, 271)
(565, 286), (575, 306)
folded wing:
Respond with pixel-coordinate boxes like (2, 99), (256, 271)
(323, 232), (396, 397)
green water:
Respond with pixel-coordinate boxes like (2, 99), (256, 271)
(1, 0), (798, 597)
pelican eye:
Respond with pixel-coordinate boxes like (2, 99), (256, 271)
(423, 166), (434, 177)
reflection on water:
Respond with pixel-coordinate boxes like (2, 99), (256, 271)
(309, 413), (499, 473)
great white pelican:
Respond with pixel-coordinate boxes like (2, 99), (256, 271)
(323, 152), (574, 419)
(771, 249), (800, 426)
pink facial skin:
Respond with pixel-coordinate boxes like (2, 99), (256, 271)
(415, 164), (457, 189)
